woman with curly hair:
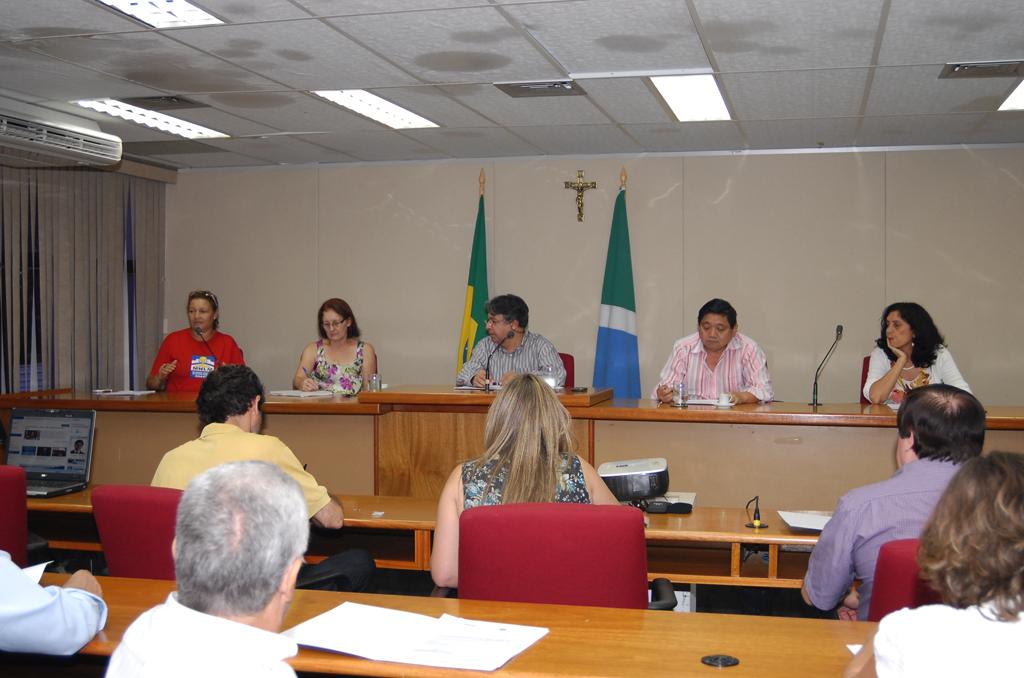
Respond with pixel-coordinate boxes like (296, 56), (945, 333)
(864, 302), (970, 404)
(845, 451), (1024, 677)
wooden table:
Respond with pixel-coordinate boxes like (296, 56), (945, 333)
(29, 489), (818, 588)
(29, 573), (873, 677)
(8, 388), (1022, 509)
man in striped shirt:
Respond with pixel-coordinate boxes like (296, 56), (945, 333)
(653, 298), (773, 404)
(456, 294), (565, 388)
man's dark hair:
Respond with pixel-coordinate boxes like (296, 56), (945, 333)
(697, 298), (737, 328)
(896, 384), (985, 463)
(196, 365), (264, 427)
(486, 294), (529, 330)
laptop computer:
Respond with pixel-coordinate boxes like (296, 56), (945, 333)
(3, 408), (96, 497)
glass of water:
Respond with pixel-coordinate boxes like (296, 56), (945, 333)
(539, 365), (558, 389)
(672, 381), (687, 407)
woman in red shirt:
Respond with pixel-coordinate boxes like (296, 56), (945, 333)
(146, 290), (244, 392)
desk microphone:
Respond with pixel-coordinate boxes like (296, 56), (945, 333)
(810, 324), (843, 408)
(484, 330), (515, 392)
(745, 495), (768, 529)
(194, 325), (220, 367)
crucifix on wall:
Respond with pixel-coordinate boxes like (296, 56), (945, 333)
(564, 169), (597, 222)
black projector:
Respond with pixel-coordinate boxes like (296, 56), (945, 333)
(597, 458), (669, 502)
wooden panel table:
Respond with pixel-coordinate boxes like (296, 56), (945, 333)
(20, 574), (872, 678)
(8, 389), (1024, 510)
(28, 490), (818, 587)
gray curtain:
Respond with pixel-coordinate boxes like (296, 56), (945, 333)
(1, 166), (165, 392)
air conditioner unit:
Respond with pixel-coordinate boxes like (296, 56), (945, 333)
(0, 97), (122, 168)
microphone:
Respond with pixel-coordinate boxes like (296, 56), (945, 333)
(810, 324), (843, 408)
(484, 330), (515, 392)
(745, 495), (767, 529)
(193, 325), (220, 367)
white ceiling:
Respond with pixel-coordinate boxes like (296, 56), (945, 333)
(2, 0), (1023, 169)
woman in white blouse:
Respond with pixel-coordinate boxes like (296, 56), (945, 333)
(864, 302), (969, 404)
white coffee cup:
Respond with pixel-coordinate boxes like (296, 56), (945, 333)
(718, 392), (733, 406)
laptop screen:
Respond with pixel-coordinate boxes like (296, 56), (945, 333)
(4, 408), (96, 481)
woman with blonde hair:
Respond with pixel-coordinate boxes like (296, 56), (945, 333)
(846, 451), (1024, 677)
(430, 374), (617, 588)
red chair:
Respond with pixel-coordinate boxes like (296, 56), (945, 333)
(867, 538), (943, 621)
(0, 465), (29, 566)
(458, 503), (675, 609)
(92, 485), (182, 579)
(558, 352), (575, 389)
(860, 355), (871, 404)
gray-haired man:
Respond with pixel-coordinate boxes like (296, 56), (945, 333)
(107, 461), (308, 677)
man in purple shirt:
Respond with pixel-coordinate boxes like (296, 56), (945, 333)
(801, 384), (985, 620)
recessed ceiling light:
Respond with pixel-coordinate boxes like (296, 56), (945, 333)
(998, 81), (1024, 111)
(311, 90), (438, 129)
(74, 99), (228, 139)
(95, 0), (223, 28)
(650, 74), (731, 122)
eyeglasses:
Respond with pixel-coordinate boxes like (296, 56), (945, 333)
(322, 320), (347, 329)
(188, 290), (219, 308)
(486, 316), (509, 326)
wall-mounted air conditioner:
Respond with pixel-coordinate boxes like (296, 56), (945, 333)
(0, 96), (122, 168)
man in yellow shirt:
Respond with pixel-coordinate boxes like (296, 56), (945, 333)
(152, 365), (373, 592)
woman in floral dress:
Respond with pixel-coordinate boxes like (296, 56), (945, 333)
(293, 298), (377, 395)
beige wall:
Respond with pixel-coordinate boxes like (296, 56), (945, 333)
(164, 148), (1024, 405)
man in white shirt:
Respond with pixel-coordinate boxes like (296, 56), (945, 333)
(107, 461), (309, 677)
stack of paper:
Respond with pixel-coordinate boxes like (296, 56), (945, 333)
(285, 602), (548, 671)
(778, 510), (832, 531)
(268, 390), (334, 398)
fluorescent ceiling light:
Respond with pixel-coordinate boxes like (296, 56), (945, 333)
(650, 74), (731, 122)
(96, 0), (223, 28)
(74, 99), (228, 139)
(998, 81), (1024, 111)
(312, 90), (438, 129)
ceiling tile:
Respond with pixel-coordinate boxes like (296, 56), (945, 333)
(511, 125), (645, 155)
(401, 126), (542, 157)
(741, 117), (860, 150)
(0, 44), (166, 101)
(366, 86), (494, 128)
(327, 7), (564, 84)
(624, 121), (746, 152)
(440, 83), (611, 126)
(188, 92), (383, 134)
(723, 68), (869, 119)
(0, 0), (143, 41)
(575, 77), (674, 125)
(866, 65), (1015, 116)
(170, 20), (419, 90)
(23, 32), (282, 93)
(879, 0), (1024, 66)
(505, 0), (709, 74)
(202, 136), (358, 164)
(309, 130), (449, 161)
(858, 114), (988, 147)
(695, 0), (884, 71)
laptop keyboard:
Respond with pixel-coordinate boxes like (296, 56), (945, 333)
(31, 480), (76, 488)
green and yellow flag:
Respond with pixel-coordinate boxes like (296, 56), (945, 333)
(457, 193), (489, 373)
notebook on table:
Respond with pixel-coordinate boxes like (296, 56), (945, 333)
(3, 408), (96, 497)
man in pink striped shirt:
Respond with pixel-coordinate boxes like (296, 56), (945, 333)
(653, 298), (773, 404)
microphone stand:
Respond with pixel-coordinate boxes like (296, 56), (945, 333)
(194, 327), (220, 367)
(810, 326), (843, 408)
(484, 333), (509, 393)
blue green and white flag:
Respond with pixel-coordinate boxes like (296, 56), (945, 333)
(593, 187), (640, 397)
(457, 195), (489, 374)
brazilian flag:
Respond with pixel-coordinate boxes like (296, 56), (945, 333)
(457, 195), (489, 373)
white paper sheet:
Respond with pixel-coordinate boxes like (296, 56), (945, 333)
(21, 561), (52, 584)
(284, 602), (547, 672)
(96, 390), (156, 396)
(268, 390), (335, 398)
(778, 510), (832, 531)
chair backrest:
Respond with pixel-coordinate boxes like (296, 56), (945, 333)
(458, 503), (649, 608)
(0, 465), (29, 566)
(868, 538), (943, 621)
(558, 352), (575, 389)
(860, 355), (871, 404)
(92, 484), (183, 579)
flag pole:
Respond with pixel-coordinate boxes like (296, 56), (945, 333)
(480, 168), (485, 195)
(620, 167), (627, 189)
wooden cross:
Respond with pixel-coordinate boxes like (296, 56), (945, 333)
(564, 170), (597, 222)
